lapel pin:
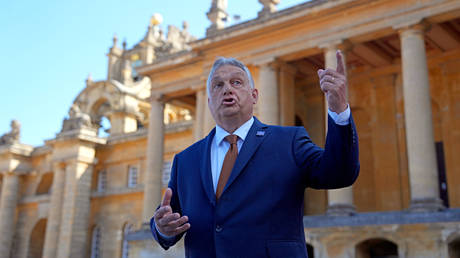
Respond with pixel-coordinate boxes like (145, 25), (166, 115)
(256, 131), (265, 137)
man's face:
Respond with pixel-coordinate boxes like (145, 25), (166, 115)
(208, 65), (258, 126)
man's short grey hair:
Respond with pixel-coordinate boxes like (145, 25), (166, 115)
(206, 57), (255, 95)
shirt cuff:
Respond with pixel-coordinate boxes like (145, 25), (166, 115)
(155, 221), (176, 241)
(328, 105), (350, 125)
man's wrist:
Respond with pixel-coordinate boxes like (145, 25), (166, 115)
(328, 104), (350, 125)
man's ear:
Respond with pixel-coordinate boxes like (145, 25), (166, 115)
(252, 88), (258, 104)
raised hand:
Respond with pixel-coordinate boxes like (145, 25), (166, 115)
(154, 188), (190, 237)
(317, 50), (348, 113)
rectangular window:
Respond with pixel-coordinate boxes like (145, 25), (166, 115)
(128, 166), (138, 188)
(436, 141), (449, 207)
(90, 226), (101, 258)
(97, 170), (107, 192)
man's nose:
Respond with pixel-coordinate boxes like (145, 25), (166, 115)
(223, 81), (233, 94)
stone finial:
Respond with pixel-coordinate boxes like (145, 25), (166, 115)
(122, 39), (127, 50)
(0, 120), (20, 145)
(182, 21), (189, 31)
(86, 73), (93, 86)
(206, 0), (228, 36)
(181, 21), (196, 43)
(151, 13), (163, 27)
(258, 0), (280, 18)
(112, 34), (118, 47)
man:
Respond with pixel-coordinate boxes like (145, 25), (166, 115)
(151, 51), (359, 258)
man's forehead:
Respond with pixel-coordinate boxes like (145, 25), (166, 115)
(212, 65), (246, 79)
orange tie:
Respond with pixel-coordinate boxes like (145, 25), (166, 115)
(216, 135), (238, 200)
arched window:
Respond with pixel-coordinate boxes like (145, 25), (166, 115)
(97, 170), (107, 192)
(356, 238), (398, 258)
(127, 166), (138, 188)
(90, 226), (101, 258)
(449, 236), (460, 258)
(98, 116), (111, 137)
(121, 224), (133, 258)
(28, 219), (47, 258)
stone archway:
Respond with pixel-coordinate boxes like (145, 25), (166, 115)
(355, 238), (398, 258)
(27, 219), (47, 258)
(89, 98), (112, 137)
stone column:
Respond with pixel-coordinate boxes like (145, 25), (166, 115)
(143, 95), (165, 222)
(43, 163), (66, 258)
(399, 24), (444, 211)
(279, 63), (296, 126)
(203, 91), (216, 135)
(194, 89), (206, 141)
(258, 61), (280, 125)
(56, 160), (93, 258)
(0, 172), (19, 256)
(322, 43), (355, 215)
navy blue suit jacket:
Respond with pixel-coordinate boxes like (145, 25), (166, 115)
(151, 115), (359, 258)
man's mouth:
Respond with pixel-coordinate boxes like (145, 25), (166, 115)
(222, 97), (236, 106)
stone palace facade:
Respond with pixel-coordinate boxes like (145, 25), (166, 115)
(1, 0), (460, 257)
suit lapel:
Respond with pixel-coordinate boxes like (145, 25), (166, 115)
(200, 128), (217, 206)
(222, 117), (269, 194)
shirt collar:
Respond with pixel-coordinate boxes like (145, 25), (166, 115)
(215, 117), (254, 146)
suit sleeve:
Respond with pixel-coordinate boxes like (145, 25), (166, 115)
(293, 114), (360, 189)
(150, 155), (185, 249)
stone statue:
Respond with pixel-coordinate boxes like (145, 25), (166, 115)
(0, 120), (20, 145)
(61, 104), (92, 132)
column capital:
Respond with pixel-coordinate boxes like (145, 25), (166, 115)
(252, 56), (281, 70)
(278, 61), (297, 75)
(395, 19), (430, 35)
(149, 92), (166, 104)
(319, 39), (353, 53)
(252, 56), (274, 66)
(1, 171), (17, 177)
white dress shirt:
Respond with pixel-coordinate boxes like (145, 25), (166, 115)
(210, 117), (254, 193)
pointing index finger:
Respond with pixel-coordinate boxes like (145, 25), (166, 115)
(161, 188), (172, 207)
(336, 50), (345, 75)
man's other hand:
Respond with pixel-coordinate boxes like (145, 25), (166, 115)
(317, 50), (348, 113)
(154, 188), (190, 237)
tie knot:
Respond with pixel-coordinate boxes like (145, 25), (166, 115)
(225, 135), (238, 145)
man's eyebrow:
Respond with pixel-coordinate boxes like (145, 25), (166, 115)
(211, 76), (222, 83)
(231, 71), (246, 78)
(211, 71), (246, 82)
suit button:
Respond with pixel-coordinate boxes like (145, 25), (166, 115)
(216, 225), (222, 232)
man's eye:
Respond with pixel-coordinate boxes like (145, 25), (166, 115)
(214, 82), (223, 88)
(232, 80), (242, 86)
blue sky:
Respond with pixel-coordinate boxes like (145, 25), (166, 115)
(1, 0), (306, 146)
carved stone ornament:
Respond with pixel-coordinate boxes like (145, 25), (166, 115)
(0, 120), (20, 145)
(61, 103), (93, 132)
